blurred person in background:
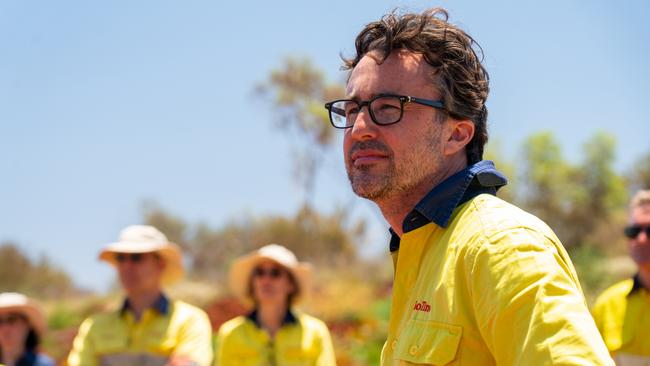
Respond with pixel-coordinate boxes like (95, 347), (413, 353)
(214, 244), (336, 366)
(0, 292), (54, 366)
(67, 225), (213, 366)
(593, 190), (650, 365)
(325, 7), (613, 365)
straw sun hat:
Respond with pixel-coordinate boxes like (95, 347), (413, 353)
(229, 244), (312, 307)
(99, 225), (184, 285)
(0, 292), (46, 337)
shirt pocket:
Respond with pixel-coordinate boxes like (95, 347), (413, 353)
(93, 331), (128, 353)
(395, 319), (462, 365)
(281, 346), (316, 366)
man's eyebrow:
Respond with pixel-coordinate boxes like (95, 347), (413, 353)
(345, 91), (398, 100)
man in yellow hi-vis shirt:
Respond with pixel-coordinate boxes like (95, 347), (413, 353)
(67, 225), (213, 366)
(324, 7), (613, 365)
(593, 190), (650, 365)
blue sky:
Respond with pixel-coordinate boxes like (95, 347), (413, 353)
(1, 0), (649, 291)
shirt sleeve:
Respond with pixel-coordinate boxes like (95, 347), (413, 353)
(468, 227), (614, 365)
(67, 317), (98, 366)
(173, 307), (214, 366)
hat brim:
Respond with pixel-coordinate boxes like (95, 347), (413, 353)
(229, 253), (312, 308)
(0, 303), (46, 337)
(99, 241), (184, 285)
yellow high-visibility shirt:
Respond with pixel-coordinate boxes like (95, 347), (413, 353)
(383, 193), (613, 365)
(67, 298), (213, 366)
(593, 277), (650, 365)
(214, 311), (336, 366)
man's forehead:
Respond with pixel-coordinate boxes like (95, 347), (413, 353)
(346, 50), (434, 97)
(632, 204), (650, 221)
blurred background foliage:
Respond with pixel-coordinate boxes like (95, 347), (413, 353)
(2, 57), (649, 365)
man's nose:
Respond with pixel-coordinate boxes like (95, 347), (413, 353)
(349, 106), (377, 140)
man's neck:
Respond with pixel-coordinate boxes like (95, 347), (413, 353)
(257, 302), (288, 337)
(377, 189), (429, 237)
(378, 158), (467, 237)
(126, 289), (163, 321)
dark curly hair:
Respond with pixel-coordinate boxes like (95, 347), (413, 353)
(343, 8), (489, 164)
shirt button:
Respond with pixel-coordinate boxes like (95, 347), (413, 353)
(409, 345), (418, 355)
(391, 340), (397, 350)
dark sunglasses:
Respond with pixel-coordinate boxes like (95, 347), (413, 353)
(624, 225), (650, 239)
(115, 253), (145, 263)
(253, 266), (283, 279)
(0, 313), (25, 326)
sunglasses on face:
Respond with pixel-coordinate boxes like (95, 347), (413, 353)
(624, 225), (650, 239)
(115, 253), (145, 263)
(0, 313), (25, 326)
(253, 266), (284, 279)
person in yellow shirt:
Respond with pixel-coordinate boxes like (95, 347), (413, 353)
(324, 7), (613, 365)
(214, 244), (336, 366)
(67, 225), (213, 366)
(593, 190), (650, 365)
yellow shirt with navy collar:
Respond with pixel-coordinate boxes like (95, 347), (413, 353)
(67, 295), (213, 366)
(593, 277), (650, 365)
(382, 161), (613, 365)
(214, 309), (336, 366)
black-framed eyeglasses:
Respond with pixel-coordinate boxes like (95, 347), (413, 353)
(253, 266), (284, 279)
(324, 94), (445, 129)
(115, 253), (145, 263)
(0, 313), (26, 326)
(624, 225), (650, 239)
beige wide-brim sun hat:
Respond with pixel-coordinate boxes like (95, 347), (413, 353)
(229, 244), (312, 308)
(0, 292), (46, 337)
(99, 225), (184, 285)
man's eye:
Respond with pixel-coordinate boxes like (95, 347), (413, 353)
(378, 104), (400, 110)
(346, 106), (359, 115)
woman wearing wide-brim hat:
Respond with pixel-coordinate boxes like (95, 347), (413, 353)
(0, 292), (54, 366)
(214, 244), (336, 366)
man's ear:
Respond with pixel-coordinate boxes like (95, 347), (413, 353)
(444, 119), (474, 156)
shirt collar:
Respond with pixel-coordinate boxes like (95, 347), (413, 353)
(120, 293), (170, 316)
(16, 351), (36, 366)
(247, 308), (298, 329)
(390, 160), (507, 252)
(629, 273), (646, 295)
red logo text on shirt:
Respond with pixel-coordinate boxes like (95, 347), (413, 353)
(413, 300), (431, 312)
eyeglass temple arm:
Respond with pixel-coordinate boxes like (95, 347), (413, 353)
(406, 96), (445, 110)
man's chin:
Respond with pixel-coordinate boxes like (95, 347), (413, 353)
(349, 176), (391, 200)
(352, 185), (388, 200)
(632, 253), (650, 268)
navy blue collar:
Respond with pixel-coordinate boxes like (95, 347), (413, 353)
(120, 293), (170, 316)
(247, 308), (298, 329)
(629, 273), (647, 296)
(390, 160), (507, 252)
(16, 351), (37, 366)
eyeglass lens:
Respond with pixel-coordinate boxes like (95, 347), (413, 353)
(0, 313), (24, 326)
(624, 225), (650, 239)
(115, 253), (144, 263)
(253, 267), (283, 278)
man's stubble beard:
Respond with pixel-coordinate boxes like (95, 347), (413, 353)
(347, 129), (442, 203)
